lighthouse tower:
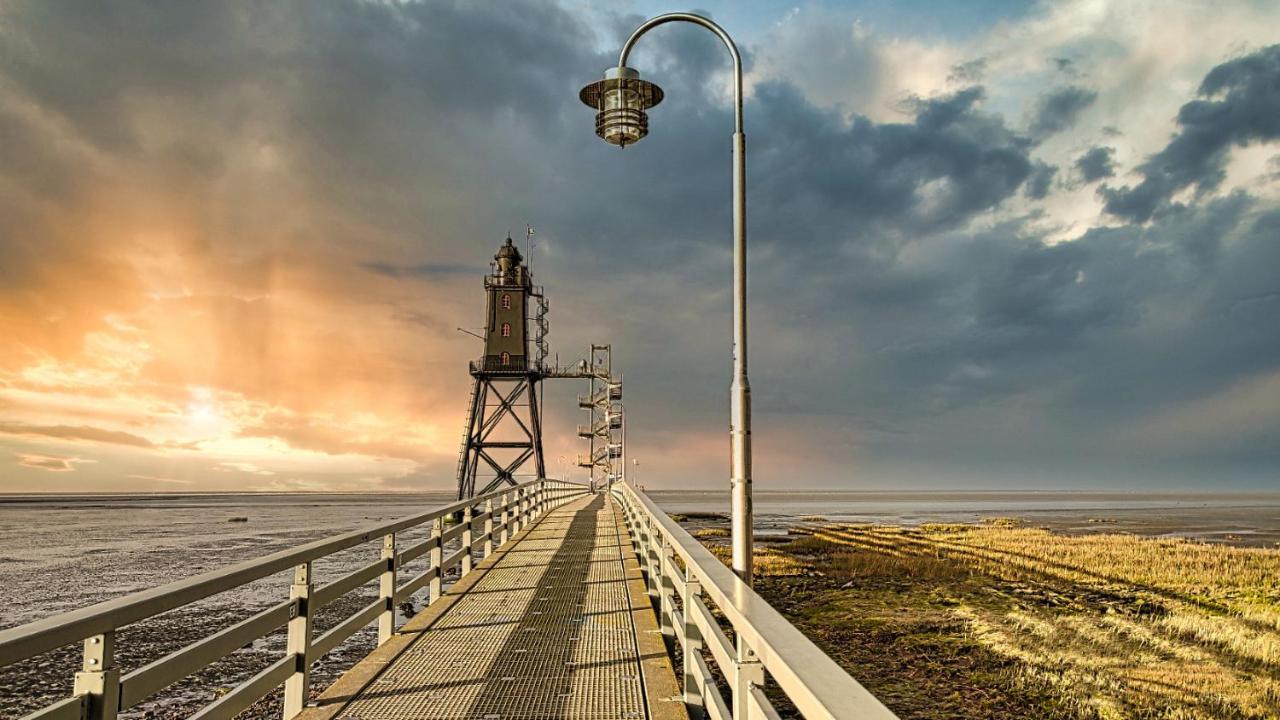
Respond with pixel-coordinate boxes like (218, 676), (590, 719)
(455, 237), (548, 500)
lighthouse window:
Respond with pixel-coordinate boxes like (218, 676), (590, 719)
(501, 322), (511, 337)
(500, 352), (511, 366)
(501, 294), (511, 309)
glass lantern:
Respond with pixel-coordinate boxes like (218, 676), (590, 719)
(579, 66), (664, 147)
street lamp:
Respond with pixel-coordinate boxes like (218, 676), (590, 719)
(579, 12), (753, 585)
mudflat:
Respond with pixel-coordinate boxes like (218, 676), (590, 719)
(690, 516), (1280, 720)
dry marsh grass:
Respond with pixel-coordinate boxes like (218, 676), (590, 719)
(709, 521), (1280, 719)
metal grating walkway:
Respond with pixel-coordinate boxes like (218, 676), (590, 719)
(310, 494), (654, 720)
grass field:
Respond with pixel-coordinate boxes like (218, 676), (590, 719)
(704, 520), (1280, 719)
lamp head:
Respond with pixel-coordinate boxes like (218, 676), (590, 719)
(579, 66), (664, 148)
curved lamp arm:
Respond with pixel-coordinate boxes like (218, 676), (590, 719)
(618, 12), (744, 134)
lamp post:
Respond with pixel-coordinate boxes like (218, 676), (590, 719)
(579, 12), (752, 585)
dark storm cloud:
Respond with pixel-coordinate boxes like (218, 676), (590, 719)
(1025, 161), (1057, 198)
(747, 83), (1034, 244)
(1027, 85), (1097, 139)
(1102, 44), (1280, 222)
(1074, 146), (1115, 182)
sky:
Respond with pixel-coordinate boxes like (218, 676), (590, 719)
(0, 0), (1278, 493)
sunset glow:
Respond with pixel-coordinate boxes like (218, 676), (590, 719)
(2, 1), (1278, 492)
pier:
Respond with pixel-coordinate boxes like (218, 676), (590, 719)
(0, 480), (896, 720)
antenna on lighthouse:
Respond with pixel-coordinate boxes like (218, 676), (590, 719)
(526, 225), (535, 273)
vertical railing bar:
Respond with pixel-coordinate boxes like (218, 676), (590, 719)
(73, 631), (119, 720)
(513, 488), (523, 536)
(428, 518), (443, 605)
(500, 492), (510, 545)
(659, 539), (676, 645)
(684, 574), (705, 719)
(483, 498), (495, 558)
(377, 533), (396, 645)
(732, 637), (764, 718)
(461, 505), (474, 576)
(647, 517), (660, 600)
(282, 562), (312, 719)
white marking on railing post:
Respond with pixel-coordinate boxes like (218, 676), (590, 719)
(73, 631), (119, 720)
(429, 518), (443, 604)
(683, 577), (705, 719)
(283, 562), (313, 719)
(500, 492), (510, 545)
(733, 638), (764, 720)
(483, 498), (494, 557)
(378, 533), (396, 645)
(462, 504), (474, 575)
(512, 488), (523, 536)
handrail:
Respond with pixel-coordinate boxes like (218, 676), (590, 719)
(612, 482), (898, 720)
(3, 478), (591, 720)
(0, 480), (533, 663)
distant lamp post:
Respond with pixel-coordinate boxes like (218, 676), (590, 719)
(578, 12), (753, 585)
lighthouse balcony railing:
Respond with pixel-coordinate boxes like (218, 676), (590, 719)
(470, 356), (531, 374)
(0, 479), (590, 720)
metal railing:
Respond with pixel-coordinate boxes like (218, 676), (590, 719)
(0, 479), (589, 720)
(611, 482), (899, 720)
(469, 355), (531, 373)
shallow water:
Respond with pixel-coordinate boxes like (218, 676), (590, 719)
(2, 490), (1278, 629)
(647, 489), (1280, 546)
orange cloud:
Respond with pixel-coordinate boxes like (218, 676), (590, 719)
(0, 422), (155, 448)
(14, 453), (95, 472)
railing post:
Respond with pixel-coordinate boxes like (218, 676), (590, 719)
(646, 517), (660, 601)
(659, 540), (675, 644)
(429, 518), (443, 604)
(462, 504), (474, 575)
(683, 577), (705, 719)
(483, 498), (495, 557)
(500, 492), (510, 545)
(283, 562), (313, 719)
(73, 631), (119, 720)
(512, 488), (523, 536)
(378, 533), (396, 645)
(733, 638), (764, 720)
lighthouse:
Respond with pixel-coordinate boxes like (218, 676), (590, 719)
(482, 237), (530, 371)
(455, 237), (548, 500)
